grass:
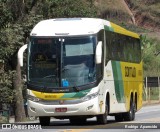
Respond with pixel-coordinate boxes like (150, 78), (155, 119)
(121, 22), (148, 33)
(96, 0), (132, 22)
(143, 87), (160, 101)
(98, 0), (160, 32)
(150, 88), (160, 100)
(0, 116), (9, 123)
(144, 32), (160, 41)
(96, 0), (160, 33)
(96, 1), (160, 78)
(125, 0), (160, 30)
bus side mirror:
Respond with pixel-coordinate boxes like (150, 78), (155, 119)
(18, 44), (28, 67)
(96, 41), (102, 64)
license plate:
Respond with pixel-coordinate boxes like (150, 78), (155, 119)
(55, 108), (67, 112)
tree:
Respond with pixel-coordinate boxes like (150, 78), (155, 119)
(0, 0), (97, 122)
(13, 60), (26, 122)
(140, 35), (160, 76)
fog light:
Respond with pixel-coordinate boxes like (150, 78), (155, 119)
(86, 105), (94, 111)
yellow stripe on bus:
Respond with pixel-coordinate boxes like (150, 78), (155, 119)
(32, 90), (64, 100)
(110, 22), (139, 38)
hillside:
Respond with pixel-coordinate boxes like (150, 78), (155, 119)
(95, 0), (160, 76)
(126, 0), (160, 31)
(96, 0), (160, 34)
(95, 0), (133, 24)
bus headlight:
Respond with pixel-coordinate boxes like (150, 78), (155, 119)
(27, 95), (41, 102)
(81, 91), (99, 102)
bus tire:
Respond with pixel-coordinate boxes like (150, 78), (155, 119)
(123, 100), (135, 121)
(39, 116), (50, 126)
(115, 114), (123, 122)
(96, 101), (108, 124)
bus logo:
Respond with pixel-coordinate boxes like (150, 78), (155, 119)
(59, 100), (64, 105)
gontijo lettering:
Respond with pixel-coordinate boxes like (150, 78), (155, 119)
(125, 66), (136, 77)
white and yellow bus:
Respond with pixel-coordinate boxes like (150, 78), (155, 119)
(19, 18), (143, 125)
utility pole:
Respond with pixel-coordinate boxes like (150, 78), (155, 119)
(145, 77), (148, 101)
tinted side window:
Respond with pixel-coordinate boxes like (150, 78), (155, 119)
(105, 31), (141, 63)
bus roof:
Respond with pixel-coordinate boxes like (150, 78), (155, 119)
(30, 18), (139, 38)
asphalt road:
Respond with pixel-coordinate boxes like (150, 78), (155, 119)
(1, 104), (160, 131)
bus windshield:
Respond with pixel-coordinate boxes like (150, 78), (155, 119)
(28, 36), (96, 89)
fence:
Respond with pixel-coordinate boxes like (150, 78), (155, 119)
(143, 77), (160, 103)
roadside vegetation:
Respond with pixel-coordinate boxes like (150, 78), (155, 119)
(125, 0), (160, 31)
(95, 0), (131, 23)
(97, 0), (160, 77)
(141, 36), (160, 77)
(0, 0), (97, 122)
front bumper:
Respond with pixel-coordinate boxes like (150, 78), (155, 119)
(28, 97), (99, 117)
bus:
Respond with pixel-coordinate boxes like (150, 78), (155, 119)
(18, 18), (143, 126)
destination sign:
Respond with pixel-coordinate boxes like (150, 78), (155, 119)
(36, 39), (52, 44)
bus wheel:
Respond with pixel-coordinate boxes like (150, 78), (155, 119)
(96, 102), (108, 124)
(39, 116), (50, 126)
(69, 117), (86, 125)
(123, 100), (135, 121)
(115, 114), (123, 122)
